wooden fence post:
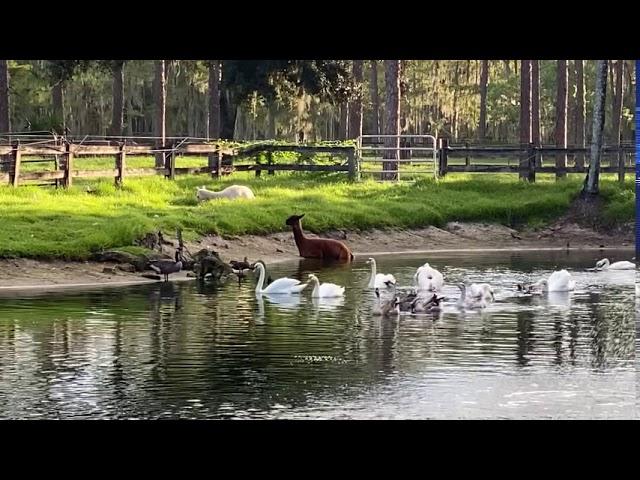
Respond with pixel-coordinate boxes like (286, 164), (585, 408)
(438, 138), (448, 177)
(617, 148), (625, 182)
(215, 151), (222, 179)
(518, 143), (528, 181)
(267, 150), (274, 175)
(115, 142), (126, 187)
(10, 142), (21, 187)
(464, 141), (470, 167)
(165, 143), (176, 179)
(63, 141), (74, 188)
(527, 143), (536, 183)
(255, 153), (262, 177)
(347, 147), (358, 181)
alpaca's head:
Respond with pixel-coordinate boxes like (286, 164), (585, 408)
(195, 186), (207, 201)
(285, 214), (305, 226)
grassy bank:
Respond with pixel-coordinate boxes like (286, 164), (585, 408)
(0, 171), (633, 259)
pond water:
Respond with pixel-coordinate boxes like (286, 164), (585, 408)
(0, 250), (635, 419)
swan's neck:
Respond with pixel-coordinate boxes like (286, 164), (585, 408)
(255, 265), (266, 293)
(368, 261), (377, 287)
(311, 278), (320, 297)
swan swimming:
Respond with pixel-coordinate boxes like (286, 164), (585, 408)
(456, 283), (488, 309)
(366, 257), (396, 289)
(594, 258), (635, 270)
(535, 269), (576, 292)
(253, 262), (308, 295)
(372, 288), (400, 316)
(308, 274), (345, 298)
(414, 262), (444, 292)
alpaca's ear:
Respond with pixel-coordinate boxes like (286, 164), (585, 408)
(299, 213), (305, 219)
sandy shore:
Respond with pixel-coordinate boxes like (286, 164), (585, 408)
(0, 220), (634, 291)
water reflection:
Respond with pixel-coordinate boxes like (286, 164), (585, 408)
(0, 249), (635, 419)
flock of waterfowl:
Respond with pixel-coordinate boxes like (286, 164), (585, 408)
(226, 255), (636, 318)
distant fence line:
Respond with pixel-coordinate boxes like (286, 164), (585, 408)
(0, 136), (634, 187)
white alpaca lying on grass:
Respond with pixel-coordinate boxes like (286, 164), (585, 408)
(196, 185), (255, 201)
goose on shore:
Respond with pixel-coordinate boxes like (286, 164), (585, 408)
(149, 249), (183, 282)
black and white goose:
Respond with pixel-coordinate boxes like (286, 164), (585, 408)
(150, 249), (183, 282)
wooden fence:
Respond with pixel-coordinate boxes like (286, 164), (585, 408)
(438, 139), (634, 182)
(0, 137), (634, 187)
(0, 141), (358, 187)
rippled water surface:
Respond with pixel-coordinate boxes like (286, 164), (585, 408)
(0, 250), (635, 419)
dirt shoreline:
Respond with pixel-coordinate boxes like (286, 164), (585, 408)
(0, 221), (634, 292)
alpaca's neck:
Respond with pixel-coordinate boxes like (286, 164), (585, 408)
(291, 222), (308, 249)
(208, 190), (223, 198)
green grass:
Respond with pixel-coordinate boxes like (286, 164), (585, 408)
(0, 170), (634, 260)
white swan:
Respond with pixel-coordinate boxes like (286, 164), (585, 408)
(469, 283), (495, 303)
(595, 258), (635, 270)
(414, 262), (444, 292)
(253, 262), (308, 295)
(366, 257), (396, 289)
(536, 269), (576, 292)
(456, 283), (488, 309)
(372, 288), (400, 316)
(308, 273), (345, 298)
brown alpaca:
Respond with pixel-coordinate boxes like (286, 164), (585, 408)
(285, 214), (353, 262)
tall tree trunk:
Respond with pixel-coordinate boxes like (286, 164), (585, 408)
(348, 60), (364, 140)
(220, 89), (237, 140)
(338, 102), (348, 140)
(52, 82), (65, 133)
(567, 60), (576, 146)
(531, 60), (540, 147)
(519, 60), (531, 180)
(267, 102), (277, 139)
(0, 60), (9, 173)
(452, 62), (460, 140)
(611, 60), (624, 144)
(110, 61), (125, 137)
(382, 60), (400, 181)
(583, 60), (608, 195)
(153, 60), (166, 168)
(370, 60), (380, 135)
(575, 60), (586, 168)
(555, 60), (568, 179)
(478, 60), (489, 141)
(208, 60), (221, 140)
(0, 60), (9, 134)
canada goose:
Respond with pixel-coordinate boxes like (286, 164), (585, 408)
(229, 256), (253, 283)
(411, 293), (445, 314)
(149, 249), (183, 282)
